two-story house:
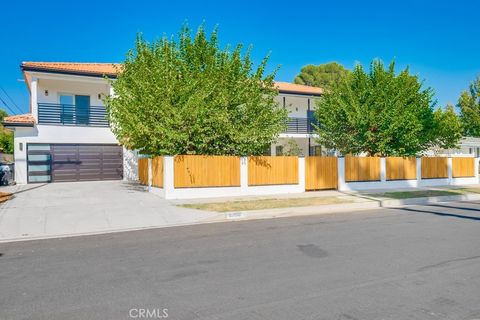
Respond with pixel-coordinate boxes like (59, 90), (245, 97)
(4, 62), (323, 184)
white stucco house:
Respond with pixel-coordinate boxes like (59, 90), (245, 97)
(3, 62), (324, 184)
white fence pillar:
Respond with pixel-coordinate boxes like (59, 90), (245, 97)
(475, 158), (480, 183)
(380, 157), (387, 182)
(416, 157), (422, 184)
(240, 157), (248, 191)
(163, 156), (175, 199)
(447, 157), (453, 185)
(337, 157), (347, 191)
(147, 158), (152, 190)
(298, 156), (306, 191)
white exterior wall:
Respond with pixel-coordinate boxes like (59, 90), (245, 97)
(275, 93), (313, 118)
(123, 148), (139, 182)
(37, 78), (109, 107)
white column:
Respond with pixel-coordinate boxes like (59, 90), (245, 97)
(380, 157), (387, 182)
(298, 156), (306, 191)
(337, 157), (347, 191)
(240, 157), (248, 191)
(447, 157), (453, 185)
(147, 158), (152, 190)
(31, 77), (38, 120)
(475, 158), (479, 183)
(163, 156), (175, 199)
(416, 157), (422, 184)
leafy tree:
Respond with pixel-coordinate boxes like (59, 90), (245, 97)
(105, 24), (287, 156)
(457, 76), (480, 136)
(0, 109), (8, 121)
(280, 139), (303, 156)
(433, 105), (463, 150)
(293, 62), (350, 89)
(0, 109), (13, 154)
(314, 60), (460, 156)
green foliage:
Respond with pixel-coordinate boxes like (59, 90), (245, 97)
(293, 62), (350, 89)
(280, 139), (303, 156)
(433, 105), (463, 150)
(314, 59), (459, 156)
(457, 76), (480, 136)
(0, 109), (8, 122)
(104, 24), (287, 156)
(0, 108), (13, 154)
(0, 129), (13, 154)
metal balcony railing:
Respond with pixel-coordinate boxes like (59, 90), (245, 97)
(37, 103), (109, 127)
(285, 117), (317, 134)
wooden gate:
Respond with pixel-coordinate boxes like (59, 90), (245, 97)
(305, 156), (338, 190)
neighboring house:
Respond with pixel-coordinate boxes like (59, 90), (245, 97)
(3, 62), (324, 184)
(436, 136), (480, 157)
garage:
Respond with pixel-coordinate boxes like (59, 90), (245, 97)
(27, 144), (123, 183)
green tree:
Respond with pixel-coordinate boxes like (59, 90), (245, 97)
(457, 76), (480, 136)
(104, 24), (287, 156)
(280, 139), (303, 156)
(314, 60), (460, 156)
(0, 108), (13, 154)
(293, 62), (350, 89)
(433, 105), (463, 150)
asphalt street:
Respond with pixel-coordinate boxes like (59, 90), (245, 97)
(1, 201), (480, 320)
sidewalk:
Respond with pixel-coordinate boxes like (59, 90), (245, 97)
(1, 182), (480, 243)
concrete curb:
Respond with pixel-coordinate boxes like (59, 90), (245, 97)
(379, 193), (480, 207)
(225, 193), (480, 221)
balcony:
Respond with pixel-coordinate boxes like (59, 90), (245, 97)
(285, 117), (318, 134)
(37, 103), (109, 127)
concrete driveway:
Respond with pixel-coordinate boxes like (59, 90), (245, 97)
(0, 181), (220, 242)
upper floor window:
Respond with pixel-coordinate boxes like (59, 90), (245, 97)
(59, 94), (90, 125)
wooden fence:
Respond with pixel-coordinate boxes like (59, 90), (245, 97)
(386, 157), (417, 180)
(174, 155), (240, 188)
(305, 156), (338, 190)
(345, 156), (381, 182)
(138, 158), (149, 185)
(421, 157), (448, 179)
(452, 157), (475, 178)
(248, 156), (298, 186)
(151, 156), (164, 187)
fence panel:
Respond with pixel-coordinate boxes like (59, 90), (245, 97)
(345, 156), (381, 182)
(421, 157), (448, 179)
(386, 157), (417, 180)
(174, 155), (240, 188)
(305, 157), (338, 190)
(138, 158), (149, 185)
(452, 157), (475, 178)
(151, 156), (164, 187)
(248, 156), (298, 186)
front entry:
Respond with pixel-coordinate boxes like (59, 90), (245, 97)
(305, 156), (338, 190)
(27, 144), (123, 183)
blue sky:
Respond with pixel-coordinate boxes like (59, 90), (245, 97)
(1, 0), (479, 114)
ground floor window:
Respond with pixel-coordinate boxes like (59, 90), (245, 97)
(276, 145), (284, 156)
(309, 145), (322, 156)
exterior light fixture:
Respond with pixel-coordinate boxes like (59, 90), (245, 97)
(44, 90), (48, 96)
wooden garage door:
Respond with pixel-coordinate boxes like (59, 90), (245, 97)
(51, 144), (123, 182)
